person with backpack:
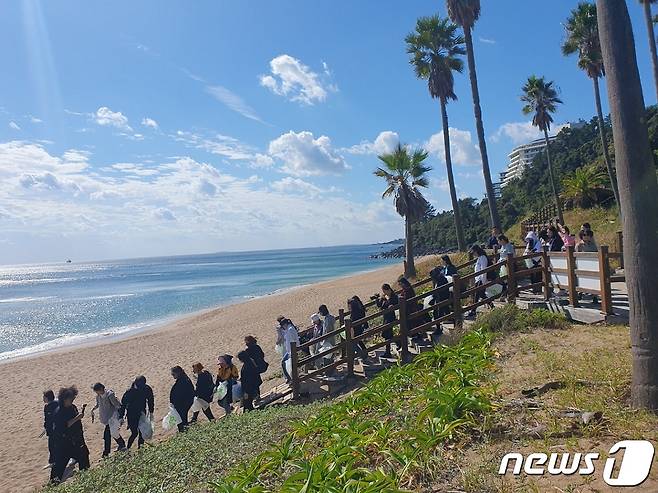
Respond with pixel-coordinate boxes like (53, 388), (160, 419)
(468, 244), (495, 317)
(119, 376), (155, 450)
(244, 336), (268, 374)
(191, 363), (215, 422)
(50, 386), (89, 484)
(237, 350), (262, 412)
(91, 382), (126, 457)
(42, 390), (59, 468)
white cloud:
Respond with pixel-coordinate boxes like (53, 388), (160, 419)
(270, 177), (323, 197)
(479, 37), (496, 44)
(9, 121), (21, 131)
(205, 85), (263, 123)
(153, 208), (176, 221)
(425, 128), (481, 166)
(174, 130), (274, 168)
(94, 107), (132, 132)
(29, 116), (43, 123)
(141, 117), (159, 129)
(111, 162), (159, 177)
(269, 131), (350, 176)
(260, 54), (335, 105)
(344, 131), (400, 156)
(491, 121), (568, 145)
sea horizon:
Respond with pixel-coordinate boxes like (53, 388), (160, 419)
(0, 243), (401, 361)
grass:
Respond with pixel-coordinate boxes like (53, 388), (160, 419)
(43, 403), (328, 493)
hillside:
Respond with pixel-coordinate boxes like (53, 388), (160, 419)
(403, 105), (658, 254)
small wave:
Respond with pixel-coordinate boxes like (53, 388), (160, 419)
(0, 296), (56, 303)
(0, 277), (77, 287)
(73, 293), (137, 301)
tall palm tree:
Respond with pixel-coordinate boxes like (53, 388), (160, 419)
(374, 144), (432, 278)
(446, 0), (500, 231)
(562, 2), (621, 214)
(405, 15), (467, 252)
(521, 75), (565, 224)
(640, 0), (658, 101)
(597, 0), (658, 410)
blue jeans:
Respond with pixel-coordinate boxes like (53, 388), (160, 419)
(281, 353), (291, 382)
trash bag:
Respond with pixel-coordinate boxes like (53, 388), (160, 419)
(190, 396), (209, 413)
(162, 405), (182, 432)
(107, 415), (122, 439)
(232, 381), (243, 402)
(213, 382), (228, 402)
(499, 264), (508, 278)
(285, 358), (293, 379)
(485, 283), (504, 298)
(139, 412), (154, 440)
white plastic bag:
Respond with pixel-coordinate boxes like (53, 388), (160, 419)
(162, 405), (182, 431)
(232, 381), (243, 402)
(107, 415), (121, 439)
(485, 283), (504, 298)
(499, 264), (508, 278)
(138, 412), (154, 440)
(285, 357), (293, 378)
(213, 382), (228, 402)
(190, 397), (209, 413)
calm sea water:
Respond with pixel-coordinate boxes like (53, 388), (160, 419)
(0, 244), (399, 360)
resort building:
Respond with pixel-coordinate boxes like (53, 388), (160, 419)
(501, 136), (556, 188)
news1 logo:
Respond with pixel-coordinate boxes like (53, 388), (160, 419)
(498, 440), (655, 487)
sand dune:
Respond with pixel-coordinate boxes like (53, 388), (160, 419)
(0, 260), (414, 492)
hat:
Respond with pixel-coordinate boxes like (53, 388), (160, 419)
(311, 313), (321, 323)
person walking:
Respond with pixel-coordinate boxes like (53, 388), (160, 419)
(119, 376), (154, 450)
(91, 383), (126, 457)
(50, 386), (89, 484)
(237, 350), (262, 412)
(42, 390), (58, 469)
(347, 296), (371, 362)
(440, 255), (458, 277)
(277, 317), (299, 383)
(244, 336), (268, 374)
(170, 366), (195, 432)
(468, 244), (494, 317)
(375, 284), (399, 358)
(191, 363), (215, 422)
(216, 354), (239, 416)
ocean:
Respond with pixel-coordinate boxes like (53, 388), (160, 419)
(0, 244), (400, 360)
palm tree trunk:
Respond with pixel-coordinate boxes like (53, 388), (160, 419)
(643, 0), (658, 102)
(463, 25), (501, 231)
(440, 98), (467, 252)
(543, 128), (564, 224)
(593, 76), (621, 215)
(597, 0), (658, 410)
(404, 217), (416, 278)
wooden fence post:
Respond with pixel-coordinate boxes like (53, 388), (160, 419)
(290, 341), (300, 400)
(541, 251), (551, 301)
(344, 317), (355, 377)
(506, 256), (517, 304)
(616, 231), (624, 269)
(566, 245), (579, 308)
(398, 297), (411, 363)
(598, 245), (613, 315)
(452, 274), (463, 329)
(338, 308), (346, 360)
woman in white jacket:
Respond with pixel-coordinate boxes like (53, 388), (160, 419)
(469, 244), (494, 317)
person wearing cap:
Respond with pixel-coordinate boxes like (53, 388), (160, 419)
(191, 363), (215, 422)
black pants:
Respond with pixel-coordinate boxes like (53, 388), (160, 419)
(242, 397), (254, 412)
(470, 281), (488, 313)
(126, 416), (144, 449)
(176, 404), (192, 432)
(103, 424), (126, 456)
(47, 434), (56, 464)
(191, 407), (215, 422)
(50, 443), (90, 482)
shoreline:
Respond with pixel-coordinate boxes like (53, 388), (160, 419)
(0, 258), (425, 493)
(0, 261), (397, 365)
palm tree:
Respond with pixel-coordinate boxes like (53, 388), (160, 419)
(446, 0), (500, 231)
(597, 0), (658, 410)
(562, 2), (621, 214)
(640, 0), (658, 101)
(405, 15), (467, 252)
(561, 166), (610, 208)
(521, 75), (565, 224)
(374, 144), (432, 278)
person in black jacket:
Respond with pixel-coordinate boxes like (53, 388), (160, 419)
(347, 296), (371, 363)
(237, 351), (262, 412)
(441, 255), (458, 277)
(50, 386), (89, 484)
(191, 363), (215, 422)
(244, 336), (268, 374)
(42, 390), (58, 467)
(375, 284), (399, 358)
(119, 375), (154, 449)
(429, 267), (450, 341)
(170, 366), (195, 432)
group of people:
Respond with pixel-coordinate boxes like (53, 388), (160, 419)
(42, 335), (268, 485)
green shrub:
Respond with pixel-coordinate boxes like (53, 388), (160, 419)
(473, 304), (568, 334)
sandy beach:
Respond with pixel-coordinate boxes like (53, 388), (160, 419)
(0, 260), (410, 493)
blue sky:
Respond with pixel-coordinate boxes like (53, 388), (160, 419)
(1, 0), (656, 264)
